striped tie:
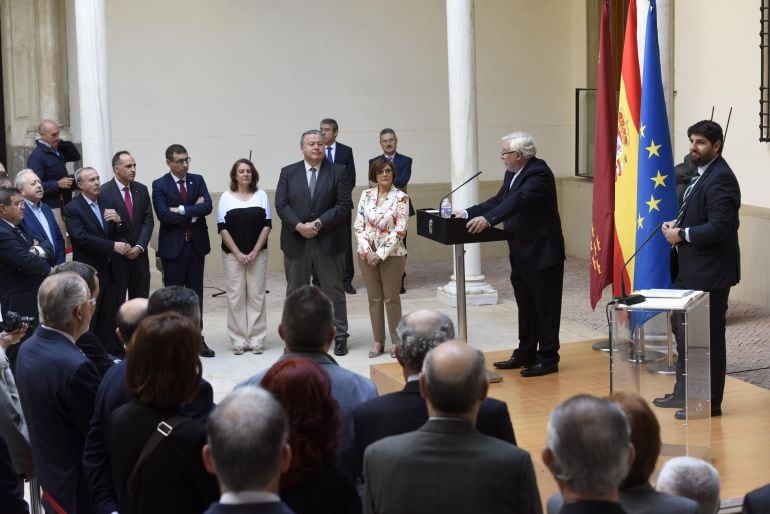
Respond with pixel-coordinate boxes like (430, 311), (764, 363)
(675, 174), (699, 226)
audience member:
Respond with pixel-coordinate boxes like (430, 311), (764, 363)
(15, 272), (100, 513)
(239, 285), (376, 472)
(202, 386), (295, 514)
(743, 483), (770, 514)
(353, 309), (516, 477)
(64, 166), (130, 354)
(115, 297), (149, 346)
(656, 456), (720, 514)
(546, 391), (697, 514)
(543, 394), (631, 514)
(354, 158), (408, 358)
(217, 158), (272, 355)
(363, 341), (541, 514)
(17, 168), (66, 264)
(101, 151), (155, 299)
(262, 358), (361, 514)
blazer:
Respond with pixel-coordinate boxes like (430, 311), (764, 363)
(15, 326), (101, 514)
(204, 502), (296, 514)
(0, 221), (52, 319)
(100, 178), (154, 250)
(353, 380), (517, 477)
(671, 155), (740, 291)
(353, 187), (408, 260)
(64, 194), (129, 277)
(547, 483), (698, 514)
(332, 142), (356, 208)
(21, 200), (66, 264)
(275, 160), (351, 259)
(152, 172), (212, 259)
(744, 483), (770, 514)
(363, 418), (541, 514)
(369, 153), (413, 190)
(27, 139), (81, 208)
(467, 157), (565, 274)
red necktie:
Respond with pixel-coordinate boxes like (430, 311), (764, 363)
(123, 186), (133, 219)
(178, 179), (188, 203)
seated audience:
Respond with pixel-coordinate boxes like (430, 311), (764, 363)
(239, 285), (377, 472)
(107, 312), (219, 513)
(262, 358), (361, 514)
(546, 391), (698, 514)
(656, 456), (720, 514)
(743, 483), (770, 514)
(363, 341), (541, 514)
(353, 309), (516, 476)
(543, 394), (631, 514)
(202, 386), (294, 514)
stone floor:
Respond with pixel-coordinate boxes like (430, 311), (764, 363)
(194, 255), (770, 401)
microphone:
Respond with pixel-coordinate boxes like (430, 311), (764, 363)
(616, 221), (664, 305)
(437, 171), (482, 212)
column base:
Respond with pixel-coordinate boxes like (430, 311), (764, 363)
(437, 274), (498, 307)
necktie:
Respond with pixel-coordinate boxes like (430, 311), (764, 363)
(178, 179), (188, 203)
(326, 147), (333, 163)
(309, 168), (317, 198)
(123, 186), (133, 219)
(675, 174), (700, 226)
(91, 202), (104, 229)
(13, 226), (29, 245)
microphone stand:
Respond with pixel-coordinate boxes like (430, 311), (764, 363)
(615, 221), (665, 305)
(437, 171), (482, 212)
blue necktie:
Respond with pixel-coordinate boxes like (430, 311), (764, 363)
(91, 202), (104, 229)
(326, 147), (333, 163)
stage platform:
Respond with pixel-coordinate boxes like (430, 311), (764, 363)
(369, 340), (770, 506)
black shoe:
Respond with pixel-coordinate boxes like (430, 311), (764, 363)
(674, 402), (720, 420)
(493, 353), (534, 370)
(400, 273), (406, 294)
(400, 285), (406, 294)
(653, 393), (685, 409)
(334, 338), (348, 356)
(520, 362), (558, 377)
(200, 341), (215, 358)
(344, 283), (356, 294)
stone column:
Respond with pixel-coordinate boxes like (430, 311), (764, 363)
(437, 0), (497, 308)
(73, 0), (112, 179)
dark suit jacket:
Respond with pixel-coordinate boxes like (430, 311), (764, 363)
(15, 326), (101, 514)
(100, 178), (154, 251)
(21, 200), (66, 264)
(467, 157), (564, 274)
(275, 160), (351, 258)
(152, 172), (212, 259)
(671, 155), (740, 291)
(744, 483), (770, 514)
(27, 140), (81, 208)
(559, 501), (626, 514)
(204, 501), (296, 514)
(547, 483), (698, 514)
(0, 221), (52, 319)
(362, 418), (541, 514)
(333, 142), (356, 208)
(64, 194), (129, 277)
(353, 380), (516, 476)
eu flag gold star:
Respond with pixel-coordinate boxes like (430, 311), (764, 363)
(639, 125), (646, 138)
(645, 140), (661, 158)
(646, 194), (662, 212)
(650, 170), (668, 188)
(637, 214), (644, 229)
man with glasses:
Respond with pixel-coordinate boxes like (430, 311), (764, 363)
(152, 144), (215, 357)
(454, 132), (565, 377)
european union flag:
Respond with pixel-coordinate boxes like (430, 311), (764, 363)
(634, 0), (677, 291)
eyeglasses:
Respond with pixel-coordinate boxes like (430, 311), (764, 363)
(171, 157), (191, 165)
(83, 297), (97, 306)
(375, 169), (393, 175)
(500, 150), (519, 158)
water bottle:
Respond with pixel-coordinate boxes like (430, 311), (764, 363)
(440, 198), (452, 218)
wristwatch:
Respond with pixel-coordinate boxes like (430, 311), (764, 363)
(677, 228), (685, 241)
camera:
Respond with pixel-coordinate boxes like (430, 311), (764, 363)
(0, 311), (36, 333)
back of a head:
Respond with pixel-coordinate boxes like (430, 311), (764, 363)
(503, 131), (537, 158)
(421, 340), (485, 416)
(116, 298), (149, 347)
(611, 391), (661, 488)
(37, 272), (90, 329)
(546, 394), (630, 498)
(656, 456), (720, 514)
(53, 261), (98, 296)
(280, 286), (333, 351)
(147, 286), (201, 325)
(207, 386), (287, 492)
(126, 312), (201, 409)
(395, 309), (455, 372)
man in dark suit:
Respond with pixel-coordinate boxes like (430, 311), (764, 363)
(17, 169), (66, 264)
(353, 309), (516, 476)
(369, 128), (414, 293)
(100, 151), (154, 300)
(203, 387), (294, 514)
(743, 483), (770, 514)
(275, 130), (351, 355)
(457, 131), (565, 377)
(658, 120), (740, 419)
(320, 118), (357, 294)
(362, 341), (541, 514)
(64, 167), (130, 355)
(152, 143), (215, 357)
(543, 395), (631, 514)
(27, 119), (81, 237)
(15, 272), (101, 514)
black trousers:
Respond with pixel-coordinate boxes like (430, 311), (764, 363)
(509, 261), (564, 366)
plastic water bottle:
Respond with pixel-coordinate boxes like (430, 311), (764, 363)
(440, 198), (452, 218)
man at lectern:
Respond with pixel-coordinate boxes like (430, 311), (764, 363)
(658, 120), (741, 419)
(454, 131), (565, 377)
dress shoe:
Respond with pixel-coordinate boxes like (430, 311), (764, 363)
(652, 393), (685, 409)
(334, 337), (349, 356)
(493, 356), (534, 370)
(520, 363), (558, 377)
(200, 341), (215, 358)
(344, 283), (357, 294)
(674, 402), (721, 420)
